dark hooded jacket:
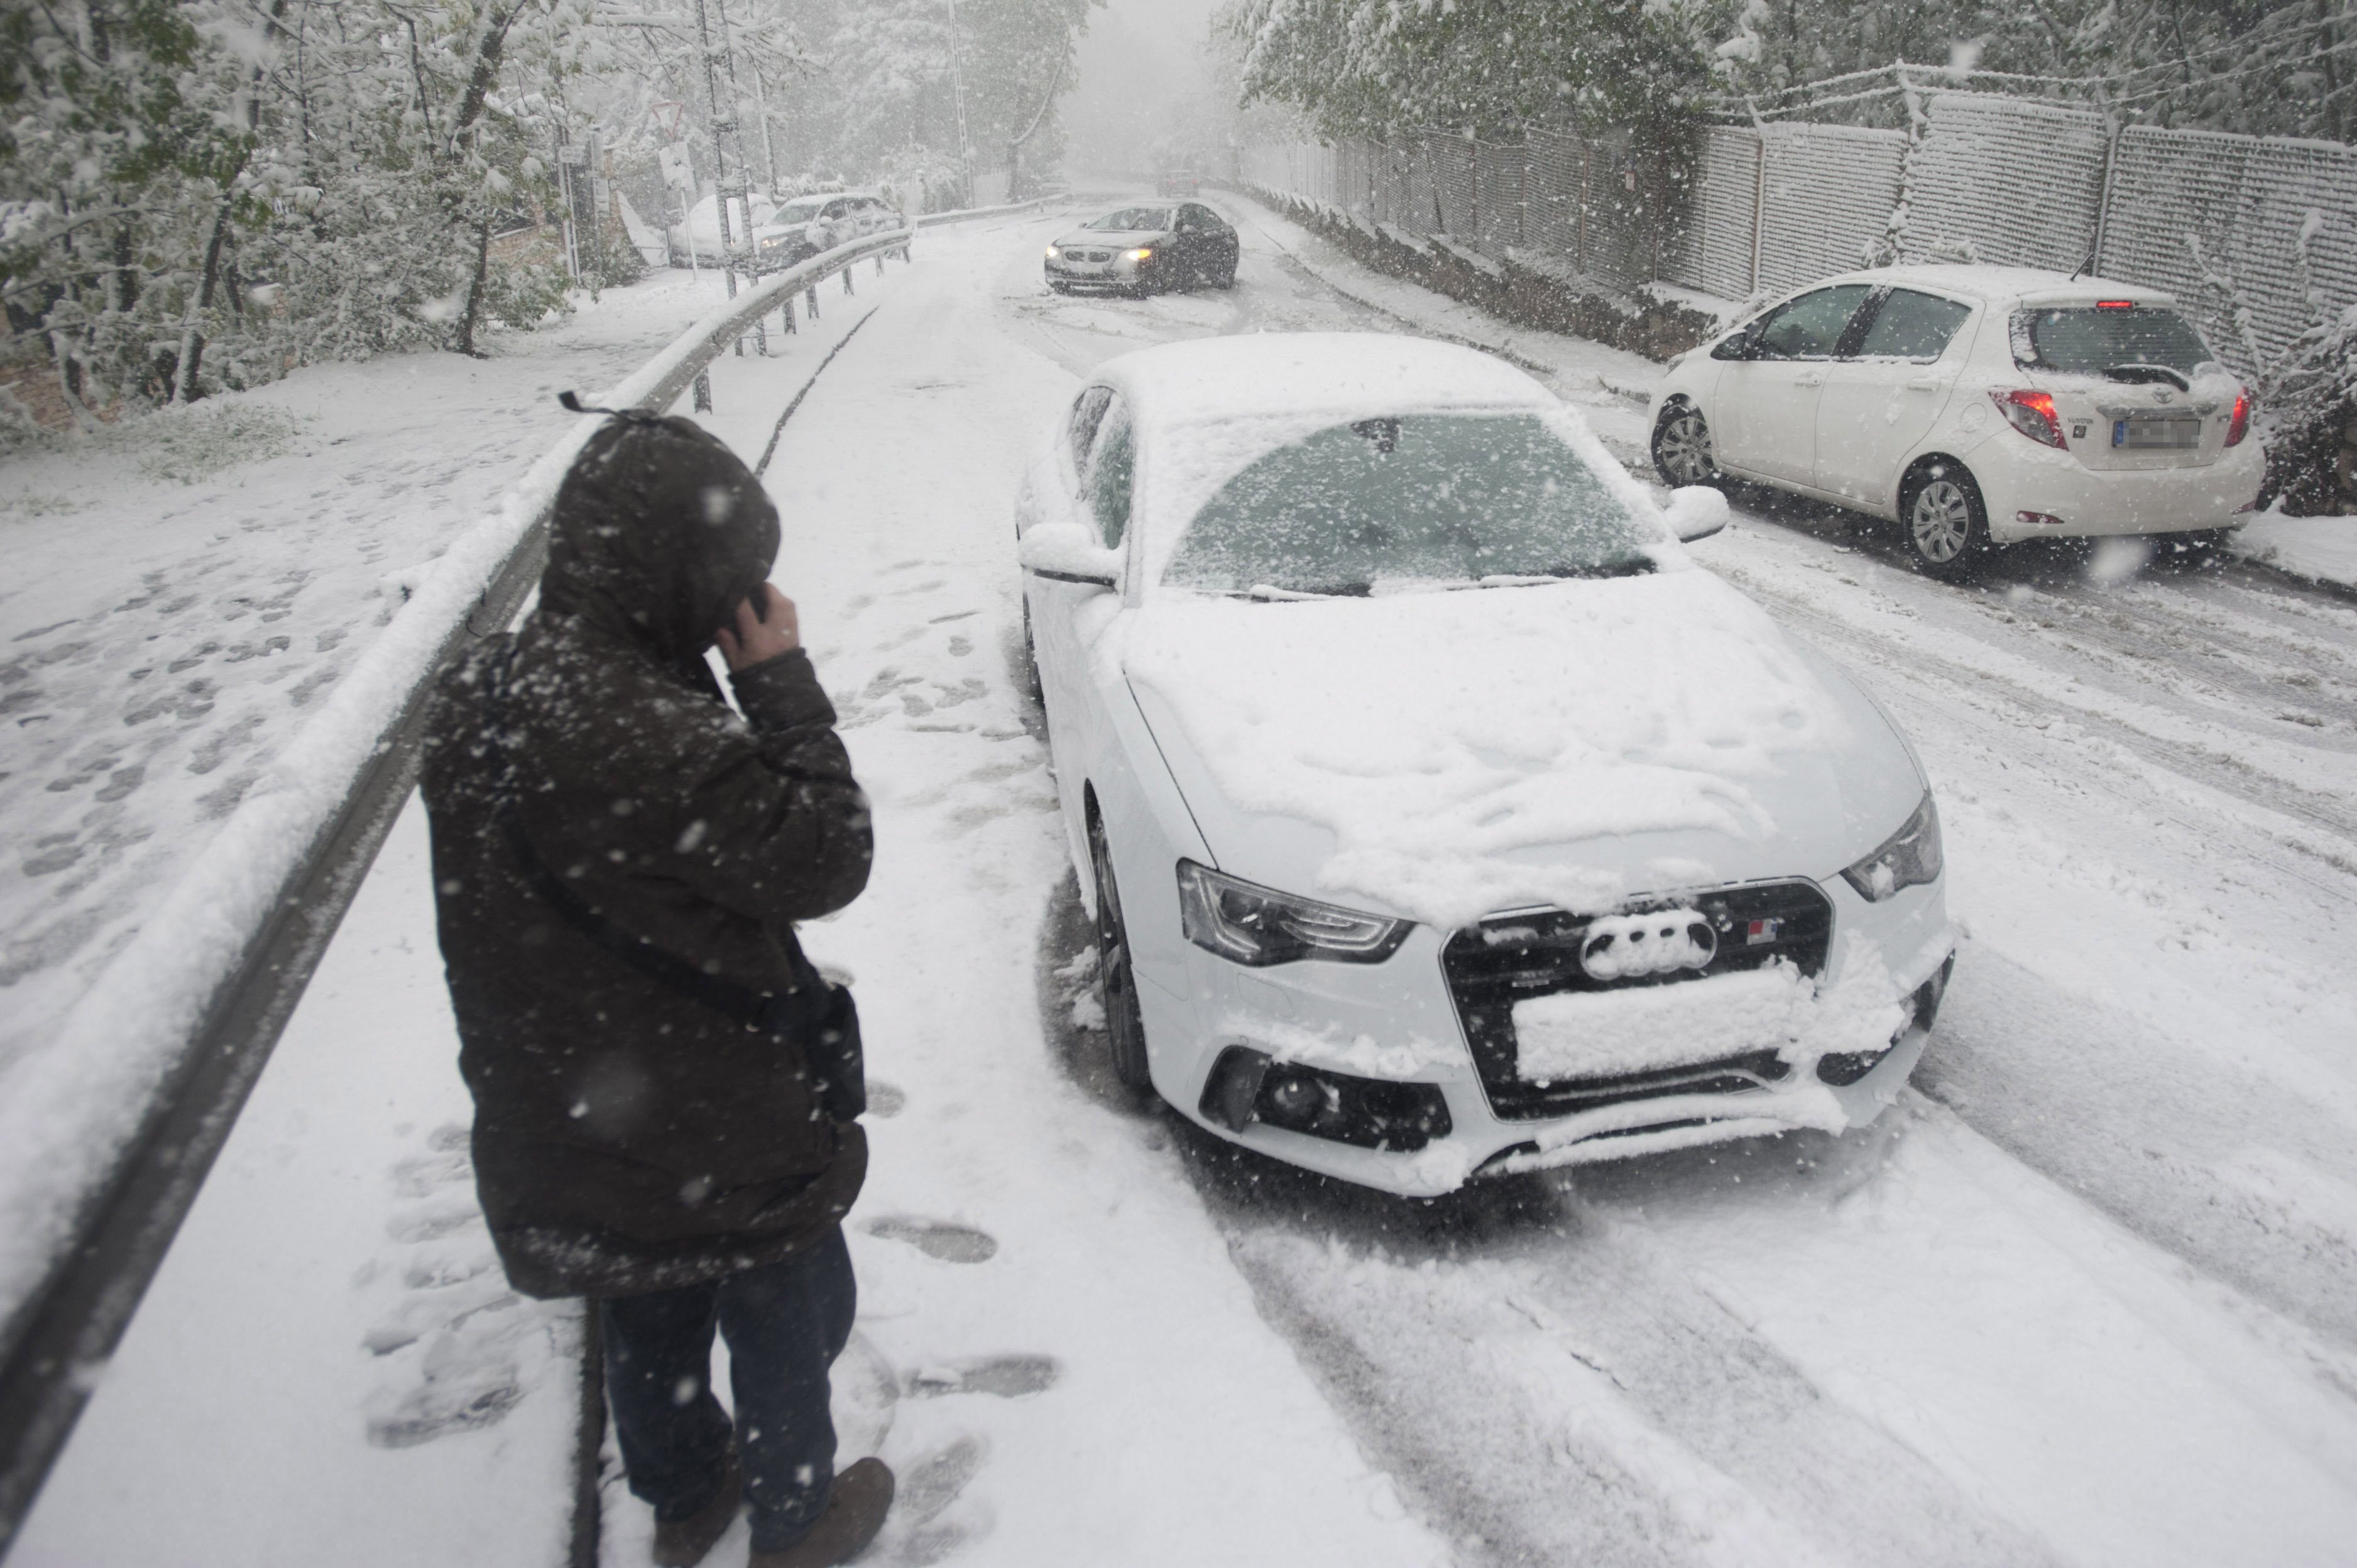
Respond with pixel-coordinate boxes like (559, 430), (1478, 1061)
(421, 412), (872, 1299)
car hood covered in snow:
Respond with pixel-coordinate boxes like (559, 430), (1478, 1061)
(1054, 226), (1171, 249)
(1119, 569), (1923, 929)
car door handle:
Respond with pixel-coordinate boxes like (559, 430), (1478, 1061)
(1793, 372), (1824, 388)
(1905, 376), (1947, 392)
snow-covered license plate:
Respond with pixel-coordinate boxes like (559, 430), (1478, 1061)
(2113, 416), (2201, 450)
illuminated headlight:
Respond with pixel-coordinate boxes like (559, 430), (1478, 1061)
(1840, 793), (1944, 901)
(1046, 244), (1061, 258)
(1125, 247), (1154, 261)
(1177, 861), (1411, 966)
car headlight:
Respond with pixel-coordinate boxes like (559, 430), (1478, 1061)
(1177, 861), (1411, 966)
(1046, 244), (1060, 258)
(1126, 248), (1154, 261)
(1840, 792), (1943, 901)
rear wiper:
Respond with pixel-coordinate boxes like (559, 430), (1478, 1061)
(2101, 363), (2191, 392)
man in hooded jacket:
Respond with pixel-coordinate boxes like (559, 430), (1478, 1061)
(422, 408), (892, 1568)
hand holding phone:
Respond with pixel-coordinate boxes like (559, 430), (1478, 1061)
(716, 582), (801, 670)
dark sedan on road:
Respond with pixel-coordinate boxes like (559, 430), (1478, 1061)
(1046, 202), (1239, 295)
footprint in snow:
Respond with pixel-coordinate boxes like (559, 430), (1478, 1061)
(865, 1216), (998, 1263)
(877, 1435), (992, 1565)
(905, 1354), (1059, 1400)
(867, 1081), (907, 1118)
(363, 1122), (533, 1449)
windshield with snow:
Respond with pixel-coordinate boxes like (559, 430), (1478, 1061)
(1162, 414), (1656, 596)
(1086, 207), (1174, 232)
(775, 199), (827, 224)
(2011, 306), (2218, 379)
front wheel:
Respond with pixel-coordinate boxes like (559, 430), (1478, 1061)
(1901, 463), (1993, 582)
(1651, 405), (1717, 487)
(1086, 814), (1155, 1093)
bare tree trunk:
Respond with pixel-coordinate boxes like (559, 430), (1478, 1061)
(50, 331), (99, 433)
(455, 217), (493, 357)
(173, 198), (238, 404)
(446, 3), (520, 356)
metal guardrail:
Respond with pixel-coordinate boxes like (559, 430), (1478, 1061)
(0, 224), (937, 1555)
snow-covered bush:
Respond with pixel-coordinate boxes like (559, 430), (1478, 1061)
(2261, 304), (2357, 516)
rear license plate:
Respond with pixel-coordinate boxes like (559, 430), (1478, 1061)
(2113, 416), (2201, 450)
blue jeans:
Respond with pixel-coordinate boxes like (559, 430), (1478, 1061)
(600, 1227), (857, 1554)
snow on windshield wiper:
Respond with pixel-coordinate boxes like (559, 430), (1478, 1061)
(1244, 582), (1371, 600)
(2101, 363), (2191, 392)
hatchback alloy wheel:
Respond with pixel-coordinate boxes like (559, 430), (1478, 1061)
(1651, 407), (1716, 487)
(1903, 466), (1991, 580)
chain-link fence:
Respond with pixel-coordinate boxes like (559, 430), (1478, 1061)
(1240, 89), (2357, 381)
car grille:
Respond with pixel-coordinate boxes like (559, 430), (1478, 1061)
(1069, 248), (1112, 263)
(1439, 880), (1834, 1121)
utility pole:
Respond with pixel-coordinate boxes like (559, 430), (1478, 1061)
(692, 0), (764, 369)
(945, 0), (972, 206)
(750, 60), (779, 191)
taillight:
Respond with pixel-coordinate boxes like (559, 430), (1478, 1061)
(1991, 389), (2067, 449)
(2226, 389), (2251, 447)
(2096, 300), (2136, 310)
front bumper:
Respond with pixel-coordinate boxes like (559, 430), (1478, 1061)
(1139, 873), (1957, 1197)
(1046, 251), (1158, 291)
(1969, 432), (2267, 544)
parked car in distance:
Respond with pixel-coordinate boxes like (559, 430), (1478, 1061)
(665, 192), (779, 268)
(1646, 266), (2265, 579)
(751, 190), (903, 272)
(1017, 332), (1955, 1195)
(1157, 169), (1202, 197)
(1045, 202), (1239, 295)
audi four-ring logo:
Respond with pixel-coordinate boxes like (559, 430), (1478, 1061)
(1580, 910), (1717, 981)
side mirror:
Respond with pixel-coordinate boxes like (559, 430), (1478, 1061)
(1019, 522), (1122, 587)
(1663, 485), (1730, 543)
(1710, 326), (1756, 362)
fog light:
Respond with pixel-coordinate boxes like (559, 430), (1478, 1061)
(1817, 957), (1952, 1086)
(1196, 1046), (1451, 1152)
(2016, 510), (2068, 527)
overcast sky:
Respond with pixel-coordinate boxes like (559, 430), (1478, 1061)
(1061, 0), (1223, 175)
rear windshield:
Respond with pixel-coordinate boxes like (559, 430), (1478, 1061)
(776, 200), (826, 223)
(1164, 414), (1656, 596)
(2011, 306), (2218, 377)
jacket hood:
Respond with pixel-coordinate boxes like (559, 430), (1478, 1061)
(539, 413), (780, 664)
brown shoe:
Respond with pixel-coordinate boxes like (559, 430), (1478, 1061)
(652, 1457), (743, 1567)
(746, 1457), (895, 1568)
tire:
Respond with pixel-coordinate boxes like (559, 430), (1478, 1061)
(1086, 812), (1155, 1093)
(1650, 404), (1718, 488)
(1020, 597), (1045, 709)
(1901, 462), (1994, 582)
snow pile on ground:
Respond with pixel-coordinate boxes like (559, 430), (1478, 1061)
(1122, 570), (1850, 928)
(1514, 937), (1907, 1082)
(2236, 509), (2357, 590)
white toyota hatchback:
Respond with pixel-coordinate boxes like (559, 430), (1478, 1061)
(1017, 334), (1958, 1195)
(1646, 266), (2265, 579)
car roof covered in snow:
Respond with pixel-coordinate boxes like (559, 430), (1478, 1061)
(1806, 264), (2180, 311)
(1095, 332), (1555, 436)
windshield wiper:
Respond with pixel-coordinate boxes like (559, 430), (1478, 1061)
(2101, 363), (2191, 392)
(1244, 582), (1370, 600)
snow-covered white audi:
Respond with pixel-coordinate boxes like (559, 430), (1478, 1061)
(1018, 334), (1956, 1195)
(1647, 266), (2265, 579)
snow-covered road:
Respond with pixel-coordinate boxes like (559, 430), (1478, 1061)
(20, 198), (2357, 1567)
